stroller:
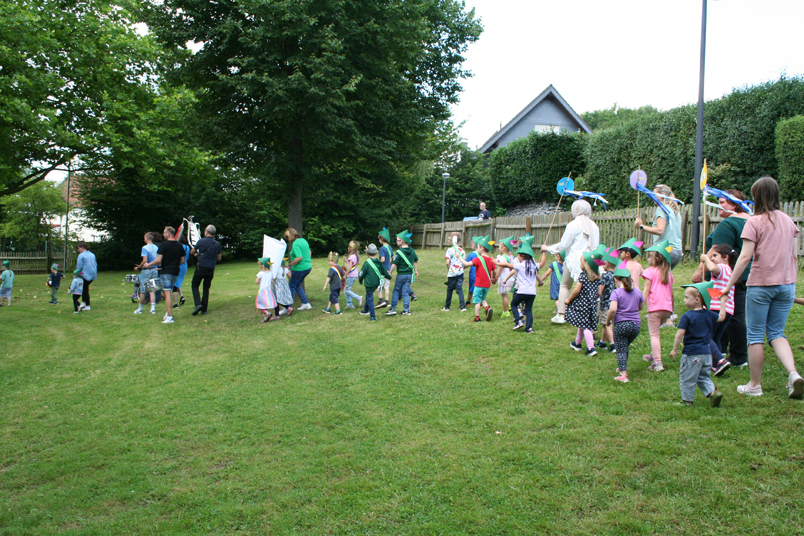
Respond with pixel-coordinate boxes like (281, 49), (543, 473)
(126, 274), (163, 304)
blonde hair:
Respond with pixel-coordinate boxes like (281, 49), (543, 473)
(284, 228), (301, 241)
(581, 257), (599, 281)
(654, 184), (680, 214)
(347, 241), (360, 266)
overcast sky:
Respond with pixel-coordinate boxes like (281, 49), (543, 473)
(452, 0), (804, 149)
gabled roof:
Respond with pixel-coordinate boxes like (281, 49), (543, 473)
(479, 85), (593, 153)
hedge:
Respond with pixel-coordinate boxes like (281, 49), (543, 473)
(776, 115), (804, 198)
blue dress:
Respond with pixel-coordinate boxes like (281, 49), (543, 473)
(549, 261), (563, 300)
(175, 244), (191, 288)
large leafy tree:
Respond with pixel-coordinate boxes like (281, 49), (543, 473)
(0, 180), (65, 250)
(141, 0), (482, 233)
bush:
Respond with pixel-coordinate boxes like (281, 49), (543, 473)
(776, 115), (804, 198)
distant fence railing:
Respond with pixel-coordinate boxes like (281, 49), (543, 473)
(0, 250), (77, 275)
(411, 202), (804, 259)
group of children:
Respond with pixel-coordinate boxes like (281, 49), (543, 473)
(0, 262), (87, 313)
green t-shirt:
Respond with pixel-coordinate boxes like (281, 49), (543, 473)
(1, 269), (14, 289)
(393, 247), (418, 274)
(289, 238), (312, 272)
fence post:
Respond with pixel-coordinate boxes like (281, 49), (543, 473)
(489, 219), (496, 241)
(525, 216), (532, 237)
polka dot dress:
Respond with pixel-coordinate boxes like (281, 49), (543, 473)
(565, 272), (601, 331)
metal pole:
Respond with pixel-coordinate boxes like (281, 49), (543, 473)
(441, 173), (450, 225)
(63, 161), (70, 270)
(690, 0), (707, 260)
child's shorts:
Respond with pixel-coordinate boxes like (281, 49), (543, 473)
(472, 287), (490, 304)
(329, 288), (341, 304)
(598, 306), (610, 326)
(497, 282), (513, 295)
(380, 278), (391, 291)
(0, 287), (11, 299)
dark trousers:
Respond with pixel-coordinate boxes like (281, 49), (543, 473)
(81, 278), (93, 306)
(192, 266), (215, 312)
(445, 274), (465, 309)
(362, 287), (377, 319)
(511, 293), (535, 330)
(73, 294), (81, 312)
(709, 313), (732, 362)
(721, 283), (747, 366)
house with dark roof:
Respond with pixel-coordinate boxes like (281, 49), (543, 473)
(479, 85), (592, 154)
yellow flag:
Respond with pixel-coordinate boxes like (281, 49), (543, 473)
(699, 159), (708, 190)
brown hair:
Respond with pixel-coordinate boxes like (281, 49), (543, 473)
(651, 252), (670, 285)
(711, 244), (737, 268)
(284, 228), (301, 241)
(77, 242), (88, 250)
(751, 176), (781, 228)
(144, 232), (154, 242)
(724, 189), (747, 213)
(615, 275), (634, 292)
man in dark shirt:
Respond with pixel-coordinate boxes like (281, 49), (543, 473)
(478, 202), (492, 220)
(144, 226), (185, 323)
(190, 225), (222, 315)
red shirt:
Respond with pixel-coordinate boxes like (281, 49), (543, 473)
(471, 255), (497, 288)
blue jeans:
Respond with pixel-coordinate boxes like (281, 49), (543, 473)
(363, 288), (376, 319)
(391, 274), (412, 312)
(288, 268), (311, 305)
(745, 283), (795, 345)
(344, 276), (360, 306)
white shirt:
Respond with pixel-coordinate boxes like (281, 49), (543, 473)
(547, 218), (600, 280)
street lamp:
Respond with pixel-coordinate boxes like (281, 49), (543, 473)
(691, 0), (708, 259)
(441, 172), (450, 225)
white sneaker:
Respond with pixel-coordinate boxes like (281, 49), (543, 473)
(134, 309), (143, 314)
(550, 315), (565, 324)
(162, 316), (174, 324)
(788, 372), (804, 399)
(83, 306), (90, 311)
(150, 309), (157, 314)
(78, 303), (86, 311)
(298, 303), (312, 310)
(737, 383), (763, 396)
(278, 308), (288, 316)
(358, 295), (363, 308)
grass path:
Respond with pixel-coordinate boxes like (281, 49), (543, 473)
(2, 251), (804, 535)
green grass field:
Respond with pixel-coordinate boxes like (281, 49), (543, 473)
(2, 250), (804, 535)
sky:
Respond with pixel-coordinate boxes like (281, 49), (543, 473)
(451, 0), (804, 150)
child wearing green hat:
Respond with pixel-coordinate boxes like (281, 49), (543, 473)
(457, 235), (497, 322)
(68, 270), (84, 313)
(670, 282), (726, 406)
(566, 252), (603, 356)
(48, 263), (64, 304)
(494, 237), (517, 318)
(606, 261), (644, 383)
(642, 240), (675, 372)
(539, 250), (565, 316)
(442, 232), (467, 312)
(502, 239), (541, 332)
(376, 228), (394, 308)
(618, 238), (644, 291)
(0, 260), (13, 307)
(596, 247), (620, 352)
(386, 230), (418, 316)
(255, 258), (278, 322)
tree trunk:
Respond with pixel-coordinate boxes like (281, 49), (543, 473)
(287, 137), (304, 234)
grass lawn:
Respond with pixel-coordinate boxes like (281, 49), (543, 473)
(2, 250), (804, 535)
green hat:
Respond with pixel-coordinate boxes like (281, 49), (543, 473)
(472, 234), (495, 253)
(682, 281), (716, 310)
(557, 250), (567, 261)
(612, 260), (632, 278)
(516, 240), (535, 258)
(499, 236), (516, 253)
(51, 263), (60, 270)
(602, 246), (620, 266)
(582, 251), (600, 275)
(518, 233), (534, 246)
(2, 260), (9, 267)
(591, 244), (607, 259)
(258, 257), (272, 268)
(396, 229), (412, 244)
(619, 238), (644, 255)
(73, 270), (83, 276)
(645, 239), (672, 264)
(379, 227), (391, 243)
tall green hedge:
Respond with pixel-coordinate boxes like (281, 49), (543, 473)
(776, 115), (804, 198)
(487, 131), (585, 207)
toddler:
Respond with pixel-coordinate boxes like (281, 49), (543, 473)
(274, 259), (294, 317)
(597, 247), (619, 352)
(343, 241), (363, 309)
(494, 237), (516, 317)
(322, 252), (344, 315)
(376, 228), (394, 308)
(503, 240), (540, 333)
(48, 263), (64, 304)
(255, 257), (278, 322)
(69, 270), (84, 313)
(539, 250), (565, 314)
(618, 238), (644, 291)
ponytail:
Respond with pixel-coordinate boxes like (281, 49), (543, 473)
(616, 275), (634, 292)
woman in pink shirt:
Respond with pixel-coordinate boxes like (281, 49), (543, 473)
(721, 177), (803, 399)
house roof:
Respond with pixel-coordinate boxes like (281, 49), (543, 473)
(479, 85), (593, 154)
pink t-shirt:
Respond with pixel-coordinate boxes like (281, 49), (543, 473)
(742, 211), (799, 286)
(642, 266), (674, 313)
(710, 264), (734, 315)
(347, 254), (359, 277)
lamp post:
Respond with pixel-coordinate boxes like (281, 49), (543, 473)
(690, 0), (707, 259)
(441, 172), (450, 225)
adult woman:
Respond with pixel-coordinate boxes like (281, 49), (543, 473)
(541, 200), (600, 324)
(720, 177), (803, 399)
(691, 189), (750, 368)
(284, 227), (313, 310)
(635, 184), (683, 269)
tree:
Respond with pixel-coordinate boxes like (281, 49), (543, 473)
(581, 104), (659, 131)
(141, 0), (482, 233)
(0, 180), (65, 250)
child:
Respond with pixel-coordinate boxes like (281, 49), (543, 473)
(69, 270), (84, 313)
(566, 252), (603, 356)
(322, 252), (344, 315)
(255, 257), (278, 322)
(442, 232), (467, 312)
(641, 240), (675, 372)
(358, 244), (391, 321)
(376, 228), (394, 308)
(343, 241), (363, 309)
(606, 261), (645, 382)
(618, 238), (644, 291)
(48, 263), (64, 304)
(494, 237), (516, 317)
(539, 250), (565, 315)
(386, 230), (418, 316)
(503, 240), (540, 333)
(274, 258), (294, 317)
(465, 248), (478, 295)
(700, 244), (738, 377)
(0, 260), (13, 307)
(456, 235), (497, 322)
(597, 247), (619, 352)
(670, 282), (726, 406)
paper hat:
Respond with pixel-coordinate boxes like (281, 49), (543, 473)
(2, 260), (9, 267)
(366, 244), (378, 255)
(591, 244), (607, 266)
(612, 260), (632, 278)
(472, 235), (495, 252)
(498, 236), (516, 252)
(582, 251), (600, 274)
(602, 246), (620, 266)
(557, 250), (567, 261)
(73, 270), (83, 276)
(396, 230), (412, 244)
(258, 257), (273, 268)
(51, 263), (59, 270)
(516, 240), (535, 258)
(619, 237), (644, 255)
(328, 251), (339, 262)
(645, 239), (673, 264)
(349, 240), (360, 250)
(518, 233), (534, 246)
(378, 228), (391, 243)
(682, 281), (716, 310)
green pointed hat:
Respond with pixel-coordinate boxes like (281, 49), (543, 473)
(499, 236), (516, 253)
(682, 281), (716, 310)
(645, 239), (672, 264)
(51, 263), (60, 270)
(518, 233), (534, 246)
(557, 250), (567, 261)
(602, 246), (620, 266)
(73, 269), (83, 276)
(2, 260), (9, 267)
(258, 257), (273, 268)
(618, 237), (644, 256)
(612, 260), (632, 278)
(378, 227), (391, 243)
(591, 243), (607, 259)
(582, 251), (600, 274)
(396, 229), (412, 244)
(472, 234), (495, 252)
(516, 240), (535, 258)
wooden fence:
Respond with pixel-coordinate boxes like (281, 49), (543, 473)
(411, 201), (804, 258)
(0, 251), (77, 275)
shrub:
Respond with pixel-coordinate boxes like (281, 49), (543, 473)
(775, 115), (804, 199)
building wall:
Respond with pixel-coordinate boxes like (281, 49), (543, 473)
(493, 96), (583, 150)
